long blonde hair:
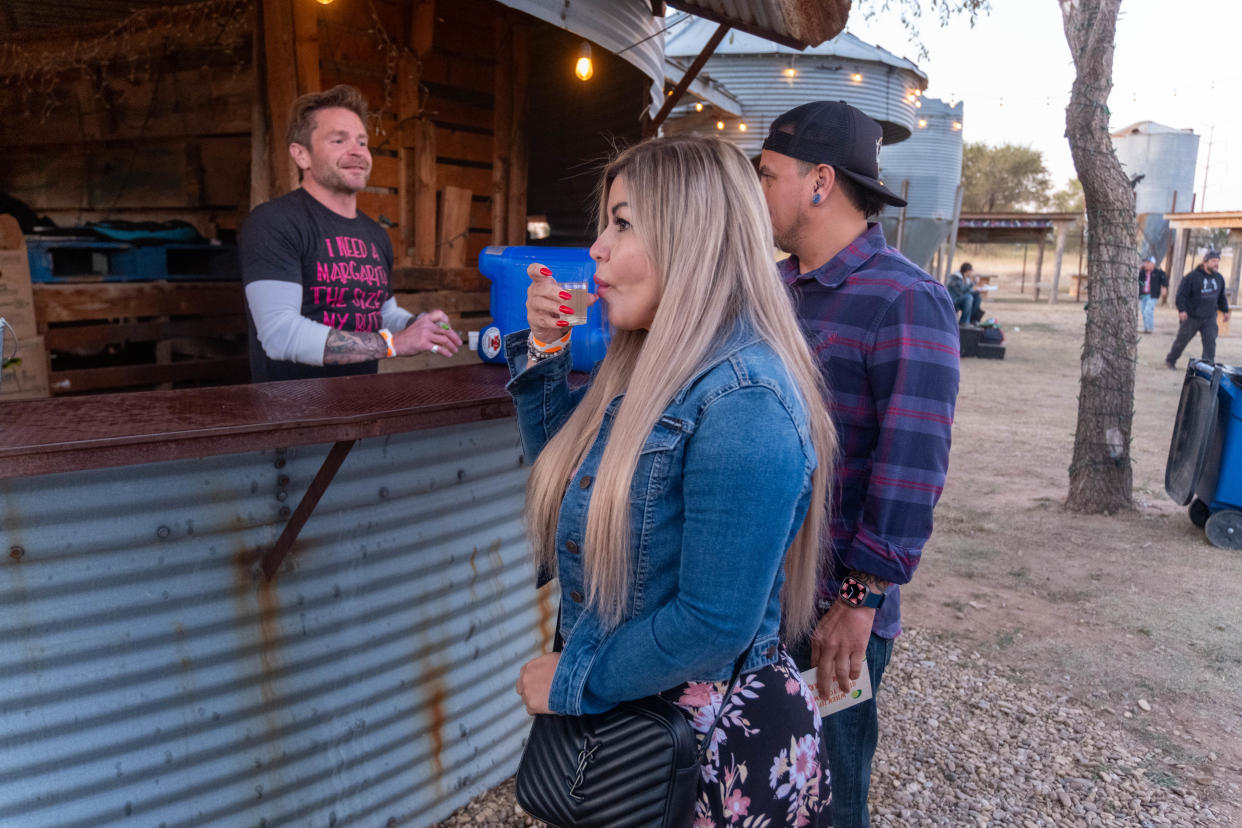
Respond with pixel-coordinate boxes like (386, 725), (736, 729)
(524, 137), (835, 638)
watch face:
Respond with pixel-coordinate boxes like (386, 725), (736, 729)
(840, 577), (867, 607)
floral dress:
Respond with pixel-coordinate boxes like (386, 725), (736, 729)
(659, 649), (831, 827)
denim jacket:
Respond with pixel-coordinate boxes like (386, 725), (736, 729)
(504, 323), (817, 715)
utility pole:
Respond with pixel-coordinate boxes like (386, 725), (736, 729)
(1200, 124), (1215, 212)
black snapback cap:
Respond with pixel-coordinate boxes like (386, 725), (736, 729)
(762, 100), (907, 208)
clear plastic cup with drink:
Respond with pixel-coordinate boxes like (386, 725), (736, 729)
(558, 280), (590, 326)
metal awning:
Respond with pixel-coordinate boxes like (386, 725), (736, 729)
(664, 58), (743, 115)
(666, 0), (850, 49)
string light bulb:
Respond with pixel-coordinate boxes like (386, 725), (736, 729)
(952, 121), (962, 131)
(716, 120), (725, 130)
(695, 102), (703, 112)
(315, 0), (334, 4)
(575, 42), (594, 82)
(918, 118), (928, 128)
(850, 72), (863, 83)
(784, 67), (797, 78)
(738, 123), (747, 131)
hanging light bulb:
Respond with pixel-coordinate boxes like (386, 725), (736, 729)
(315, 0), (334, 4)
(784, 67), (797, 78)
(695, 102), (704, 112)
(716, 121), (725, 130)
(952, 121), (962, 131)
(918, 118), (928, 128)
(575, 42), (594, 82)
(850, 72), (863, 83)
(738, 123), (748, 131)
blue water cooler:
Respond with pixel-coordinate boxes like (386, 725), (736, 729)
(476, 246), (610, 373)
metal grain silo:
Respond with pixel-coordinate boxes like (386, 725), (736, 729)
(663, 18), (927, 152)
(877, 97), (964, 269)
(1112, 121), (1199, 259)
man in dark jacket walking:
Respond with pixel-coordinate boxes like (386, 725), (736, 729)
(1138, 256), (1166, 333)
(1166, 250), (1230, 368)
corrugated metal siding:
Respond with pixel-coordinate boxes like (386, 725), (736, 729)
(879, 97), (963, 221)
(0, 418), (545, 827)
(1113, 129), (1200, 258)
(663, 53), (924, 153)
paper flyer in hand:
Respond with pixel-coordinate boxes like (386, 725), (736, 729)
(801, 659), (872, 717)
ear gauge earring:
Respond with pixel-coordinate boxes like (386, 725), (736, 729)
(812, 193), (822, 205)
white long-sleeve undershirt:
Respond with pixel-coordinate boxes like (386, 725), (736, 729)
(245, 280), (415, 365)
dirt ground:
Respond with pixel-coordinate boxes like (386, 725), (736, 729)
(907, 274), (1242, 822)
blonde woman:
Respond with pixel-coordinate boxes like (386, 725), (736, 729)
(507, 137), (836, 826)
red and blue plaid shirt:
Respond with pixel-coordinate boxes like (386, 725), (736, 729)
(781, 223), (960, 638)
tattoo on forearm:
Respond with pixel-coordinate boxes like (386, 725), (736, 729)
(847, 569), (891, 592)
(323, 328), (387, 365)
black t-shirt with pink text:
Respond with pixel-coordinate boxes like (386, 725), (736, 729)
(240, 187), (394, 381)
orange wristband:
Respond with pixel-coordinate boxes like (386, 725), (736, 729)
(378, 328), (395, 358)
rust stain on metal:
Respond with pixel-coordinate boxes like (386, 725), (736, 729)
(8, 545), (23, 562)
(427, 678), (446, 777)
(469, 546), (478, 576)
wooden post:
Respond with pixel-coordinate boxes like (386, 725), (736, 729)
(942, 184), (964, 282)
(1050, 222), (1068, 304)
(1170, 226), (1189, 299)
(250, 2), (272, 208)
(894, 180), (909, 251)
(437, 186), (473, 268)
(507, 22), (530, 246)
(1229, 229), (1242, 304)
(1033, 233), (1047, 301)
(262, 0), (300, 197)
(1020, 243), (1028, 294)
(412, 119), (437, 265)
(398, 52), (421, 264)
(492, 15), (514, 247)
(292, 0), (321, 96)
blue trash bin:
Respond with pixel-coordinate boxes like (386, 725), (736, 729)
(1165, 358), (1242, 547)
(476, 246), (610, 373)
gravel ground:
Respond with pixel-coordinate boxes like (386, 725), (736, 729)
(435, 629), (1235, 827)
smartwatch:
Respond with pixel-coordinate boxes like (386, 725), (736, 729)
(839, 576), (886, 609)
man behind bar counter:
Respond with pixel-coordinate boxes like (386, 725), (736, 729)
(240, 84), (461, 382)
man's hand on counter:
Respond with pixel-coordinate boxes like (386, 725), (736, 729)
(394, 310), (463, 357)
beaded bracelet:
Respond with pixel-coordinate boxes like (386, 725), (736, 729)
(528, 331), (570, 362)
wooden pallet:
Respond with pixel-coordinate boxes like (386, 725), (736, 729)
(33, 281), (249, 395)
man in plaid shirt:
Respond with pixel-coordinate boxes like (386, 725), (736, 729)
(760, 101), (960, 827)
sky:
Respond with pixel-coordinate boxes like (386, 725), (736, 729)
(843, 0), (1242, 212)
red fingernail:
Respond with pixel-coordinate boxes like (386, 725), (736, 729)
(539, 267), (553, 276)
(556, 320), (569, 327)
(559, 291), (572, 300)
(558, 305), (574, 314)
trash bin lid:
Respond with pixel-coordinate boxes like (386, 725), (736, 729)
(1165, 364), (1222, 505)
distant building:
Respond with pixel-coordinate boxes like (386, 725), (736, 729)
(1111, 121), (1200, 261)
(663, 19), (927, 151)
(877, 97), (964, 270)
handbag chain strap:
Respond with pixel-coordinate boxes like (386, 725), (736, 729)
(693, 643), (754, 764)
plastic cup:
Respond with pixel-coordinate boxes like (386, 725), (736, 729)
(558, 280), (590, 326)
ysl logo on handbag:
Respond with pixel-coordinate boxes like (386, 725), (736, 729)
(566, 737), (600, 801)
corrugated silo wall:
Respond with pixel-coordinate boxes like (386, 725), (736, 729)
(878, 99), (964, 270)
(0, 419), (544, 827)
(1113, 130), (1200, 259)
(665, 54), (922, 155)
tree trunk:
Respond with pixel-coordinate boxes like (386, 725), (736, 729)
(1060, 0), (1137, 513)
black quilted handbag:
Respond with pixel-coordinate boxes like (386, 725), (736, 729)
(514, 648), (750, 828)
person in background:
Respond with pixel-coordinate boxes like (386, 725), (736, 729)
(758, 100), (960, 828)
(1166, 250), (1230, 369)
(1138, 256), (1167, 334)
(946, 262), (983, 326)
(509, 136), (837, 826)
(240, 84), (460, 382)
